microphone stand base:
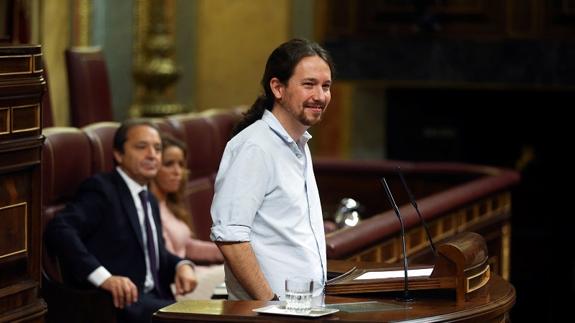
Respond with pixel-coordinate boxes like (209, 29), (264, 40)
(396, 294), (415, 302)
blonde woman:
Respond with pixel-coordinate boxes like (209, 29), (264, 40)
(151, 135), (224, 300)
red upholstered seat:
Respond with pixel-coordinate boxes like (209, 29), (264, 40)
(200, 106), (245, 165)
(41, 127), (117, 323)
(82, 121), (120, 173)
(42, 127), (94, 281)
(163, 114), (220, 242)
(147, 117), (179, 140)
(166, 113), (222, 181)
(185, 177), (216, 242)
(65, 47), (114, 127)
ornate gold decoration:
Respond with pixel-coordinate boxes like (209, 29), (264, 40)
(501, 222), (511, 280)
(72, 0), (91, 46)
(131, 0), (183, 117)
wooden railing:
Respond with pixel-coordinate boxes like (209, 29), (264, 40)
(315, 159), (520, 279)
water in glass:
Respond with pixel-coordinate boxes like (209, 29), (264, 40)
(285, 290), (312, 313)
(285, 277), (313, 313)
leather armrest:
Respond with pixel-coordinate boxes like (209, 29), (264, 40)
(42, 271), (116, 323)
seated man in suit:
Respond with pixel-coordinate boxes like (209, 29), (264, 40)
(45, 119), (197, 323)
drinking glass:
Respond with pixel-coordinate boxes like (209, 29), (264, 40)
(284, 276), (313, 313)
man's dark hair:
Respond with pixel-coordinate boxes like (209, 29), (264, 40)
(113, 118), (160, 154)
(232, 38), (335, 136)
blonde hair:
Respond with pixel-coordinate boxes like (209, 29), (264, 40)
(160, 135), (194, 232)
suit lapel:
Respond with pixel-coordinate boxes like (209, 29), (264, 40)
(112, 170), (145, 251)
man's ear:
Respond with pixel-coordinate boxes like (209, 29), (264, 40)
(113, 150), (123, 165)
(270, 77), (284, 100)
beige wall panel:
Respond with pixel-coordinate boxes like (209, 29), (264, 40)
(196, 0), (290, 110)
(42, 0), (70, 126)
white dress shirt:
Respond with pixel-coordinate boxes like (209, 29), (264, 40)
(210, 110), (326, 300)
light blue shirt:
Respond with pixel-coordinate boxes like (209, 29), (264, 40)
(210, 110), (327, 300)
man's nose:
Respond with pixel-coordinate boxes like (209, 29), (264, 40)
(145, 146), (158, 157)
(313, 86), (326, 102)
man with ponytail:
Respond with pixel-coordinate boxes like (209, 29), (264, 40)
(210, 38), (334, 302)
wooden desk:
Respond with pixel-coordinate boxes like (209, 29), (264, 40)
(153, 273), (514, 322)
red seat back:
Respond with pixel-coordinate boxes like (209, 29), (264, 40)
(166, 113), (221, 181)
(82, 122), (120, 173)
(65, 47), (114, 127)
(42, 127), (94, 281)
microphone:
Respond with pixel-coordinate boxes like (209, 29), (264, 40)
(380, 177), (413, 302)
(395, 166), (437, 257)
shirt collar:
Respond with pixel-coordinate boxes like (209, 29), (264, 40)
(261, 109), (312, 146)
(116, 166), (148, 195)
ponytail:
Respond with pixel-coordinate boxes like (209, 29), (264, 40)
(231, 95), (273, 137)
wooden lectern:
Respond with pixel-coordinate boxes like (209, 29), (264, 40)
(153, 264), (514, 322)
(153, 233), (513, 322)
(326, 231), (491, 302)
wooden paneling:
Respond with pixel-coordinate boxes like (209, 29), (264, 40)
(12, 104), (40, 133)
(317, 0), (506, 39)
(541, 0), (575, 36)
(0, 202), (28, 260)
(347, 192), (512, 279)
(317, 0), (575, 40)
(0, 45), (46, 322)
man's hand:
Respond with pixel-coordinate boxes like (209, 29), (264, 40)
(100, 275), (138, 309)
(174, 264), (197, 295)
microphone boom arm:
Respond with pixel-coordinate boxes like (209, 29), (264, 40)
(381, 177), (413, 302)
(396, 166), (437, 256)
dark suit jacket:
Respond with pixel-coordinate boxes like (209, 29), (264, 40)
(45, 170), (181, 298)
